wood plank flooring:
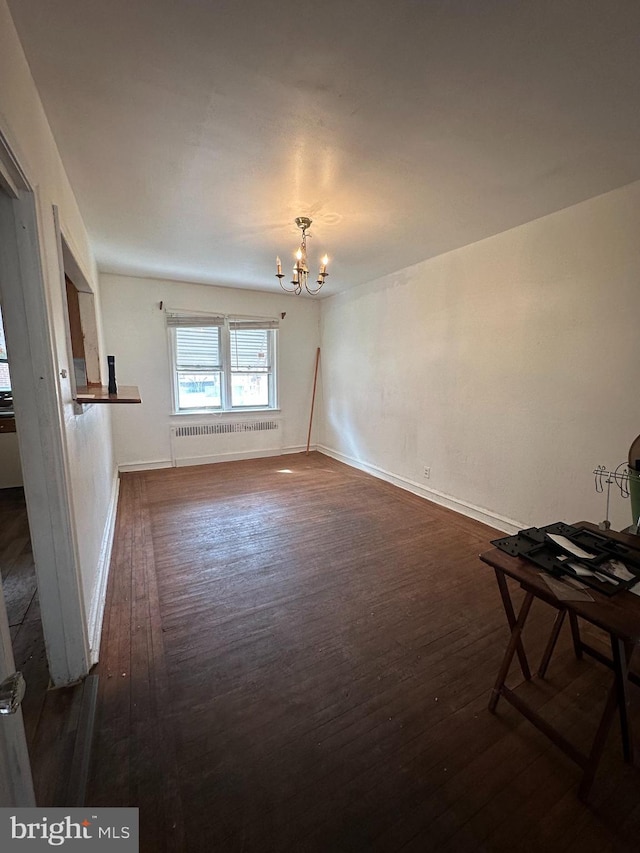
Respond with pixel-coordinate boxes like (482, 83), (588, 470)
(87, 453), (640, 852)
(0, 488), (49, 743)
(0, 486), (90, 807)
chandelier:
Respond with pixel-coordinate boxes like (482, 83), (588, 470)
(276, 217), (329, 295)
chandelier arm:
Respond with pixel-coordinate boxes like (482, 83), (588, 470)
(305, 279), (324, 295)
(278, 276), (301, 294)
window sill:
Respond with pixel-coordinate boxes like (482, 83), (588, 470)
(171, 408), (281, 417)
(75, 385), (142, 404)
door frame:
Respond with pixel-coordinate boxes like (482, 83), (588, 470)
(0, 128), (90, 690)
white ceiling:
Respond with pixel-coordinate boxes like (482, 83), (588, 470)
(8, 0), (640, 296)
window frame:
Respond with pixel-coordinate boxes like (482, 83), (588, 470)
(172, 323), (223, 412)
(168, 314), (278, 415)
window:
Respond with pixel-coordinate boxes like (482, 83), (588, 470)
(168, 314), (278, 413)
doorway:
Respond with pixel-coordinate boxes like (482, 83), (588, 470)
(0, 304), (50, 749)
(0, 143), (90, 687)
(0, 133), (91, 805)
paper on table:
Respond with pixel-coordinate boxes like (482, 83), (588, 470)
(567, 561), (595, 577)
(547, 534), (596, 560)
(604, 559), (635, 582)
(593, 571), (618, 585)
(568, 561), (621, 586)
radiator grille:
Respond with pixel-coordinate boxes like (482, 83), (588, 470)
(174, 420), (279, 438)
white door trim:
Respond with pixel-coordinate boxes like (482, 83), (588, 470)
(0, 130), (90, 687)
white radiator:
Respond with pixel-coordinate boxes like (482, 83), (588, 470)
(170, 419), (282, 466)
(173, 420), (279, 438)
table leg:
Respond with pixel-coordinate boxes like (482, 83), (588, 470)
(578, 636), (635, 799)
(611, 636), (635, 765)
(569, 612), (582, 660)
(494, 568), (532, 681)
(489, 591), (534, 713)
(538, 608), (566, 678)
(578, 681), (618, 800)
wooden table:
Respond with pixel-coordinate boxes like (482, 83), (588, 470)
(480, 523), (640, 798)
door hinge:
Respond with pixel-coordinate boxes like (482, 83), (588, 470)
(0, 672), (26, 716)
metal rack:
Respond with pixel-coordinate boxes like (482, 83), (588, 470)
(593, 463), (630, 530)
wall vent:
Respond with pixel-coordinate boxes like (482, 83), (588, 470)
(174, 420), (279, 438)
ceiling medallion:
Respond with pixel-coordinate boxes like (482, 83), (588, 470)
(276, 217), (329, 295)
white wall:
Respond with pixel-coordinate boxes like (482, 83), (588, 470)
(320, 180), (640, 533)
(100, 274), (320, 469)
(1, 0), (116, 652)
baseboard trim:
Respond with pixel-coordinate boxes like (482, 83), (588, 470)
(118, 446), (315, 473)
(118, 459), (173, 473)
(317, 445), (525, 534)
(87, 472), (119, 665)
(173, 445), (310, 468)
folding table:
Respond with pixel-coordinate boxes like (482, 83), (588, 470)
(480, 523), (640, 798)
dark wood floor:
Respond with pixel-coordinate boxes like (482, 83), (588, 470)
(0, 488), (51, 742)
(0, 487), (90, 807)
(87, 453), (640, 852)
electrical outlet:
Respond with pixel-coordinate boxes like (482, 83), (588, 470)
(423, 466), (431, 479)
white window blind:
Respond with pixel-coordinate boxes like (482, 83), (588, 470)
(175, 326), (221, 371)
(0, 307), (10, 392)
(0, 306), (8, 361)
(230, 328), (270, 372)
(166, 313), (224, 328)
